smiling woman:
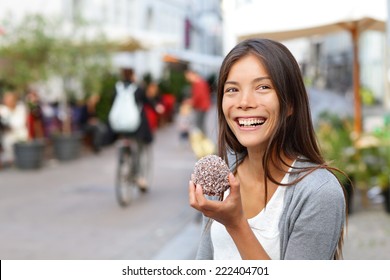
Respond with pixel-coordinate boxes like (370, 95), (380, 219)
(222, 54), (280, 151)
(188, 38), (348, 260)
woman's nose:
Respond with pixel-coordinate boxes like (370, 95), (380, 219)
(238, 90), (255, 110)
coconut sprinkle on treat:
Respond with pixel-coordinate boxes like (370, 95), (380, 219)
(193, 155), (230, 196)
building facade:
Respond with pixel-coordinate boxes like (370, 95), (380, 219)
(221, 0), (388, 107)
(1, 0), (223, 82)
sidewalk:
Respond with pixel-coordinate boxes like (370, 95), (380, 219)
(0, 120), (200, 260)
(152, 102), (390, 260)
(154, 202), (390, 260)
(343, 203), (390, 260)
(153, 219), (201, 260)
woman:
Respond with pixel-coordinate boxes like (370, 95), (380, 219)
(189, 38), (347, 260)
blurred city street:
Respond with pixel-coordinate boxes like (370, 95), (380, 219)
(1, 95), (390, 260)
(1, 0), (390, 264)
(0, 119), (201, 260)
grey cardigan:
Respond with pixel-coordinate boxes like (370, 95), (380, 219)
(195, 159), (346, 260)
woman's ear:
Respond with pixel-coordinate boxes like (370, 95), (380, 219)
(287, 105), (293, 117)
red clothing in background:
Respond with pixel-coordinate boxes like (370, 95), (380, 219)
(191, 79), (211, 112)
(144, 104), (159, 133)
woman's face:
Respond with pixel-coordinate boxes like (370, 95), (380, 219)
(222, 54), (280, 151)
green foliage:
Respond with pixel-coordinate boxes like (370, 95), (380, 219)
(159, 69), (188, 102)
(0, 14), (112, 98)
(360, 86), (375, 105)
(316, 112), (355, 184)
(95, 72), (117, 123)
(0, 14), (57, 92)
(371, 119), (390, 189)
(316, 112), (390, 190)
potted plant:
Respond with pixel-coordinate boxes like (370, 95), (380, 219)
(0, 15), (55, 169)
(378, 172), (390, 213)
(13, 138), (45, 170)
(1, 14), (112, 163)
(371, 118), (390, 213)
(47, 19), (112, 161)
(316, 112), (357, 213)
(352, 120), (390, 214)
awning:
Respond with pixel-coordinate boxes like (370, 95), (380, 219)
(239, 17), (385, 42)
(106, 29), (179, 52)
(163, 49), (224, 68)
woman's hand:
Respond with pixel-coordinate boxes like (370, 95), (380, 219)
(189, 173), (246, 230)
(189, 173), (270, 259)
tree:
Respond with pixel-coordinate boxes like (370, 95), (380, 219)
(0, 14), (112, 134)
(0, 14), (57, 92)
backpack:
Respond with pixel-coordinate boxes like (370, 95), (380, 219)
(108, 81), (141, 133)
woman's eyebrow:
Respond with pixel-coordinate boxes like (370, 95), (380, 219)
(253, 76), (271, 83)
(224, 76), (271, 86)
(224, 80), (239, 86)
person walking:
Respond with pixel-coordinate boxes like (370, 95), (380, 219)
(143, 80), (165, 134)
(78, 93), (107, 153)
(184, 68), (211, 136)
(189, 38), (347, 260)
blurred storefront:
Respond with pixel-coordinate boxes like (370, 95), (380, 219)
(0, 0), (223, 82)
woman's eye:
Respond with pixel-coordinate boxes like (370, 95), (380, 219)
(224, 87), (238, 93)
(256, 85), (271, 91)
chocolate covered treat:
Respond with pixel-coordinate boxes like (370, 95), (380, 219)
(193, 155), (230, 196)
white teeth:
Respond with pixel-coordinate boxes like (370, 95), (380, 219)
(238, 118), (265, 127)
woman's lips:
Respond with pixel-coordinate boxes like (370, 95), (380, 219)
(236, 117), (266, 127)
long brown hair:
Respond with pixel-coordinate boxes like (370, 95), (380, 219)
(216, 38), (346, 259)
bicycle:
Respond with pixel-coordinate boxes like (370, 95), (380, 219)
(115, 137), (153, 207)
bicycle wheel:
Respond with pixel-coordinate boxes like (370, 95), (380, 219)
(115, 145), (135, 207)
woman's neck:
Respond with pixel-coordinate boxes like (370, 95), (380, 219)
(244, 148), (294, 183)
(244, 150), (264, 182)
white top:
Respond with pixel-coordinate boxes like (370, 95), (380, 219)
(211, 171), (291, 260)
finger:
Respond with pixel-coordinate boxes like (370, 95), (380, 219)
(194, 183), (207, 204)
(194, 184), (222, 211)
(188, 180), (199, 210)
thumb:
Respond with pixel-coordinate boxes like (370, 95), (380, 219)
(228, 173), (240, 194)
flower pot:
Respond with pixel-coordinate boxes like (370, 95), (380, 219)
(13, 139), (45, 170)
(382, 188), (390, 214)
(52, 133), (82, 161)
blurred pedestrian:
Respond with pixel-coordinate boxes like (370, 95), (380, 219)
(109, 68), (157, 192)
(0, 91), (28, 165)
(0, 109), (4, 168)
(25, 89), (45, 140)
(189, 38), (347, 260)
(144, 80), (165, 134)
(79, 93), (107, 153)
(176, 100), (192, 145)
(184, 67), (211, 136)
